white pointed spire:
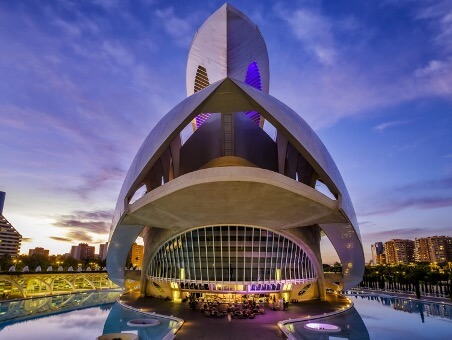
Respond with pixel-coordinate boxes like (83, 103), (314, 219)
(186, 3), (269, 97)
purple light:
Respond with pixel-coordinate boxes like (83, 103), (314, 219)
(194, 62), (263, 129)
(245, 61), (262, 91)
(245, 61), (262, 125)
(194, 65), (212, 129)
(196, 113), (211, 128)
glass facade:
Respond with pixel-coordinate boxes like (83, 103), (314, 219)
(148, 226), (316, 284)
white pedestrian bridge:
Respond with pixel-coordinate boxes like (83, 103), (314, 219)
(0, 271), (118, 298)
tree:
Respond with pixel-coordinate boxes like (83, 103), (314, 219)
(405, 266), (425, 299)
(0, 254), (12, 272)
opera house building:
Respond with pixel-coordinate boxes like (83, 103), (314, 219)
(107, 4), (364, 303)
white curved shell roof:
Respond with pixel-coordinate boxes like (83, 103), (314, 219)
(107, 4), (364, 290)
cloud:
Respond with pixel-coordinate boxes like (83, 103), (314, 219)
(362, 196), (452, 216)
(414, 0), (452, 51)
(72, 210), (114, 220)
(21, 237), (33, 242)
(268, 1), (452, 129)
(51, 209), (113, 244)
(102, 40), (135, 66)
(53, 209), (113, 234)
(56, 220), (110, 233)
(359, 176), (452, 216)
(414, 59), (448, 77)
(0, 2), (180, 209)
(50, 236), (72, 242)
(65, 230), (94, 243)
(413, 58), (452, 96)
(275, 5), (337, 65)
(362, 227), (452, 241)
(155, 7), (197, 47)
(92, 0), (122, 12)
(397, 176), (452, 192)
(357, 221), (374, 226)
(69, 166), (125, 199)
(52, 17), (82, 37)
(373, 120), (410, 132)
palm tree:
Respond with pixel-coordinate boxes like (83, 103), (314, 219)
(405, 266), (424, 299)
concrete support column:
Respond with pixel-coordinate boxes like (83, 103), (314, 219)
(286, 225), (326, 301)
(276, 132), (288, 175)
(141, 227), (180, 297)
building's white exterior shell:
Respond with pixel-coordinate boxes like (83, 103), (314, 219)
(186, 5), (269, 96)
(107, 4), (364, 294)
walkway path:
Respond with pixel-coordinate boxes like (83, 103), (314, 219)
(120, 293), (350, 339)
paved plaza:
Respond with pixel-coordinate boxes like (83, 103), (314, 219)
(120, 292), (350, 339)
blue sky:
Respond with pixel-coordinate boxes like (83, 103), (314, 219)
(0, 0), (451, 262)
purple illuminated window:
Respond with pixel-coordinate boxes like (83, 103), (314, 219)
(245, 61), (262, 91)
(195, 113), (211, 127)
(194, 65), (212, 128)
(244, 61), (262, 125)
(194, 62), (263, 128)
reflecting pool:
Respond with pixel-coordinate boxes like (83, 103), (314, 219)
(0, 291), (181, 340)
(0, 304), (113, 339)
(0, 290), (121, 323)
(103, 302), (181, 339)
(283, 293), (452, 339)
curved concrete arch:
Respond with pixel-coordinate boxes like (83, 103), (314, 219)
(93, 275), (109, 289)
(0, 277), (26, 298)
(72, 276), (96, 290)
(108, 78), (364, 288)
(228, 80), (365, 288)
(51, 276), (75, 292)
(110, 78), (357, 232)
(230, 80), (358, 226)
(43, 276), (53, 285)
(110, 80), (223, 232)
(26, 277), (52, 293)
(107, 80), (248, 286)
(101, 274), (112, 288)
(107, 225), (144, 286)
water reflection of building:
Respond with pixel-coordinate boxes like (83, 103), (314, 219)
(354, 294), (452, 322)
(0, 291), (121, 326)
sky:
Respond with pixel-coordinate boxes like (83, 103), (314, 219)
(0, 0), (451, 263)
